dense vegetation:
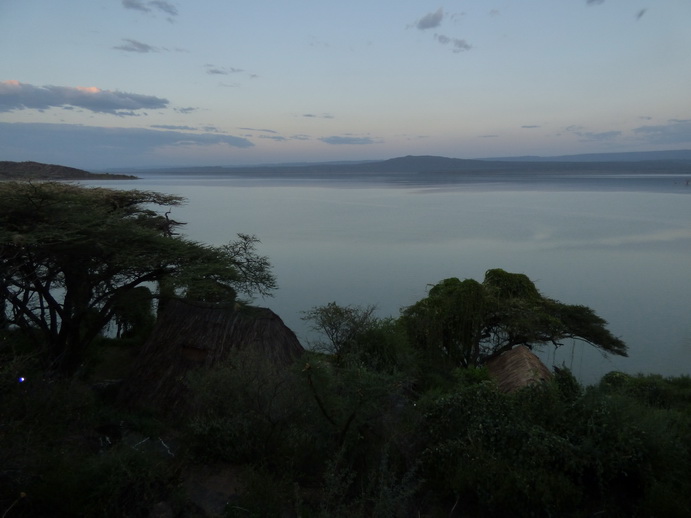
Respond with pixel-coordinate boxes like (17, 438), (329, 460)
(1, 182), (689, 517)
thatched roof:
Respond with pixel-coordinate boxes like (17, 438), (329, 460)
(118, 300), (304, 413)
(486, 346), (552, 393)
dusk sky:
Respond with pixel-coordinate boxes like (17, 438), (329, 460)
(1, 0), (690, 170)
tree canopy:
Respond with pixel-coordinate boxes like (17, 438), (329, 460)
(301, 302), (378, 359)
(402, 268), (627, 368)
(0, 181), (276, 374)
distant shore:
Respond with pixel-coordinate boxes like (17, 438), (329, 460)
(0, 161), (137, 181)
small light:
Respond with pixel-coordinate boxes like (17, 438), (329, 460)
(18, 377), (25, 383)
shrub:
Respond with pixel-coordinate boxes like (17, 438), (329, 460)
(417, 381), (582, 516)
(0, 369), (178, 517)
(30, 446), (173, 518)
(185, 349), (314, 469)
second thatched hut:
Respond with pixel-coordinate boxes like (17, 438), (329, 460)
(486, 345), (553, 393)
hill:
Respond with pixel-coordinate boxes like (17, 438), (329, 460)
(0, 161), (137, 180)
(483, 149), (691, 163)
(134, 153), (691, 178)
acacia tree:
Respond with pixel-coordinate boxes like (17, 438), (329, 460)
(0, 181), (276, 374)
(401, 268), (627, 368)
(301, 302), (378, 361)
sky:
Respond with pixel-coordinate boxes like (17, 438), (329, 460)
(1, 0), (690, 170)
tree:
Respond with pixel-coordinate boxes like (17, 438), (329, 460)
(401, 268), (627, 368)
(0, 181), (276, 374)
(301, 302), (378, 362)
(302, 302), (416, 373)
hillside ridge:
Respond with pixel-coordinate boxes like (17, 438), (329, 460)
(0, 160), (136, 180)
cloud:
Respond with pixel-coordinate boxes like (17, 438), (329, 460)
(150, 123), (225, 133)
(122, 0), (149, 12)
(435, 34), (472, 53)
(151, 124), (196, 130)
(396, 133), (430, 141)
(205, 64), (244, 75)
(633, 119), (691, 145)
(302, 113), (334, 119)
(521, 125), (540, 129)
(586, 0), (605, 5)
(0, 122), (253, 168)
(175, 106), (197, 114)
(566, 125), (622, 142)
(0, 80), (168, 115)
(113, 38), (159, 53)
(412, 9), (471, 54)
(320, 136), (375, 145)
(636, 9), (647, 20)
(149, 0), (178, 16)
(238, 127), (279, 134)
(416, 8), (445, 30)
(122, 0), (178, 17)
(259, 135), (288, 142)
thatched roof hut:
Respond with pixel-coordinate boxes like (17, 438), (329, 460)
(486, 346), (552, 393)
(118, 300), (304, 414)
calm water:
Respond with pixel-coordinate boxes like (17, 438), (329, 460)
(83, 173), (691, 384)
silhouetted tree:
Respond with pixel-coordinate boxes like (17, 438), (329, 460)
(402, 268), (627, 368)
(0, 181), (276, 374)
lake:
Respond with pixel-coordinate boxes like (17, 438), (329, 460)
(82, 171), (691, 385)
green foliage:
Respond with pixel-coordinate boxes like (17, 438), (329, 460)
(0, 182), (275, 374)
(186, 348), (311, 466)
(341, 317), (418, 375)
(3, 244), (689, 518)
(0, 360), (179, 518)
(553, 365), (584, 403)
(262, 355), (422, 516)
(401, 268), (627, 373)
(3, 326), (691, 517)
(222, 466), (295, 518)
(302, 302), (417, 377)
(185, 348), (421, 515)
(600, 371), (691, 411)
(483, 268), (541, 299)
(416, 373), (691, 517)
(111, 286), (155, 340)
(315, 446), (420, 518)
(301, 302), (378, 359)
(31, 446), (172, 518)
(402, 278), (487, 368)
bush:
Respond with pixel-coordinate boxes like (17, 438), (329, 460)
(600, 372), (691, 411)
(185, 349), (315, 470)
(418, 381), (582, 516)
(30, 446), (173, 518)
(0, 367), (179, 518)
(415, 372), (691, 517)
(222, 466), (295, 518)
